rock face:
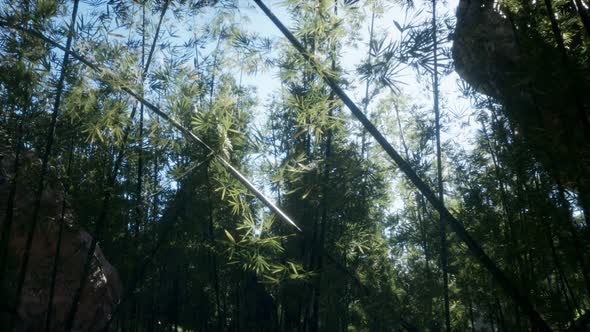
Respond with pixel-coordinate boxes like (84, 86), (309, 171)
(0, 147), (122, 331)
(453, 0), (521, 100)
(452, 0), (590, 211)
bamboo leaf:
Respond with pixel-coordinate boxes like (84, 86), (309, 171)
(224, 229), (236, 244)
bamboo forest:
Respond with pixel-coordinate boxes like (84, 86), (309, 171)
(1, 0), (590, 330)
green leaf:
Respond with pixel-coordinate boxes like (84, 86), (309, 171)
(224, 229), (236, 244)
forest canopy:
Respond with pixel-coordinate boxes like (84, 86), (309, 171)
(0, 0), (589, 331)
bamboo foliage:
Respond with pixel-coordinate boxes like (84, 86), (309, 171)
(0, 0), (589, 330)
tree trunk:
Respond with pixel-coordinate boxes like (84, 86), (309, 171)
(432, 0), (450, 328)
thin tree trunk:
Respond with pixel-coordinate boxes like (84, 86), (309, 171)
(0, 113), (23, 285)
(203, 23), (223, 329)
(432, 0), (450, 328)
(393, 102), (410, 159)
(45, 136), (75, 332)
(149, 278), (156, 332)
(311, 3), (338, 330)
(360, 9), (376, 160)
(206, 163), (223, 331)
(209, 32), (223, 108)
(136, 0), (147, 238)
(235, 277), (241, 332)
(152, 127), (161, 225)
(489, 302), (496, 332)
(173, 272), (179, 332)
(129, 4), (148, 330)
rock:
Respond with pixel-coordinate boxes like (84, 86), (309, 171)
(453, 0), (521, 100)
(452, 0), (590, 208)
(0, 148), (122, 331)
